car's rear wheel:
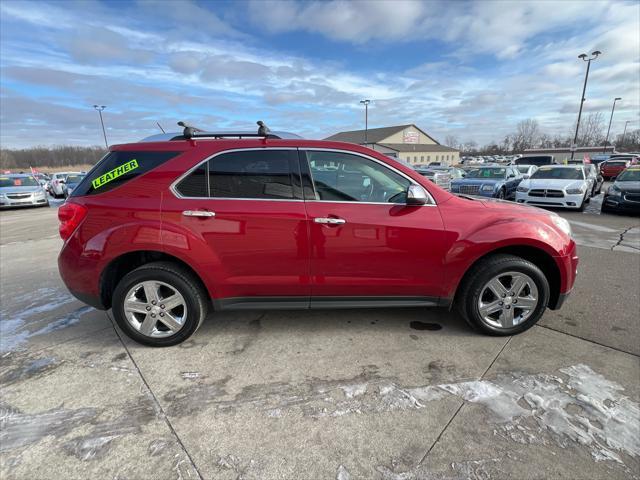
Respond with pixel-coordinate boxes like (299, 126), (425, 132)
(112, 261), (208, 347)
(456, 254), (550, 336)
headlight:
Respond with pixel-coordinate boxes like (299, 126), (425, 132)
(517, 186), (529, 193)
(35, 190), (45, 197)
(481, 184), (495, 191)
(607, 185), (621, 196)
(566, 187), (584, 195)
(551, 215), (572, 238)
(0, 193), (6, 199)
(451, 184), (460, 191)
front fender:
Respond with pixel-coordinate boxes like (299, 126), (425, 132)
(439, 203), (572, 299)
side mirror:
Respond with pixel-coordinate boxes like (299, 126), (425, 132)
(406, 184), (429, 205)
(523, 174), (530, 179)
(508, 174), (516, 179)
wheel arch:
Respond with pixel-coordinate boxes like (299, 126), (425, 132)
(452, 245), (562, 310)
(100, 250), (209, 310)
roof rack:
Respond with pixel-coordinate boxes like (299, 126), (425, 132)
(177, 120), (280, 140)
(139, 121), (302, 143)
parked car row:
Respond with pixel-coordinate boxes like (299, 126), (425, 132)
(0, 170), (87, 209)
(420, 162), (610, 213)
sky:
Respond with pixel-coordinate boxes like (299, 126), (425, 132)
(0, 0), (638, 149)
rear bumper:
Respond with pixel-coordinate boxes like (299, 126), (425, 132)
(69, 289), (107, 310)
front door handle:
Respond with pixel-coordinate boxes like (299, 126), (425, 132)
(314, 217), (346, 225)
(182, 210), (215, 217)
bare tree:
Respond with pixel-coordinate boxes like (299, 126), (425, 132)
(0, 146), (106, 170)
(512, 119), (541, 152)
(614, 128), (640, 152)
(461, 141), (478, 154)
(444, 135), (459, 150)
(573, 112), (605, 146)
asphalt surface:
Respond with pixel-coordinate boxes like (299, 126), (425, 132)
(0, 191), (639, 480)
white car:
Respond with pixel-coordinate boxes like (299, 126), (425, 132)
(50, 171), (81, 198)
(515, 164), (538, 179)
(516, 165), (591, 211)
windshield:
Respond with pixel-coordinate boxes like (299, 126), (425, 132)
(531, 167), (584, 180)
(0, 176), (39, 187)
(617, 169), (640, 182)
(65, 175), (85, 183)
(465, 168), (506, 179)
(515, 156), (553, 166)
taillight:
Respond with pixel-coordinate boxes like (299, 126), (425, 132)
(58, 202), (88, 241)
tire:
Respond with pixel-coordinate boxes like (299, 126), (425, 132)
(456, 254), (550, 336)
(112, 261), (208, 347)
(578, 193), (587, 211)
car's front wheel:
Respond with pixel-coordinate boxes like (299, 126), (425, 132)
(456, 254), (550, 336)
(112, 261), (208, 347)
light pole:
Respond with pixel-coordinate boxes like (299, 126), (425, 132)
(603, 97), (621, 153)
(620, 120), (630, 150)
(359, 99), (370, 144)
(571, 51), (601, 160)
(93, 105), (108, 148)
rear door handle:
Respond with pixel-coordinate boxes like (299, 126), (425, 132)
(314, 217), (346, 225)
(182, 210), (215, 217)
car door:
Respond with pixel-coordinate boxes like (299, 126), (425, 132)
(504, 167), (519, 197)
(161, 148), (311, 304)
(300, 149), (448, 302)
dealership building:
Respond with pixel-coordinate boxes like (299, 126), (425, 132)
(325, 124), (460, 166)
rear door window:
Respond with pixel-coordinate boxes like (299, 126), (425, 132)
(72, 151), (180, 196)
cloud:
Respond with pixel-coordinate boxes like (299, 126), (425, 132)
(63, 27), (155, 64)
(0, 0), (637, 149)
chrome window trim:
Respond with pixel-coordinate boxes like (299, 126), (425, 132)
(170, 146), (437, 206)
(300, 147), (437, 206)
(170, 147), (301, 200)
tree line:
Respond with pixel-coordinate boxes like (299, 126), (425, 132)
(0, 146), (107, 170)
(444, 114), (639, 155)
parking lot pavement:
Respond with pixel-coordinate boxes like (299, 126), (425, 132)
(1, 204), (639, 479)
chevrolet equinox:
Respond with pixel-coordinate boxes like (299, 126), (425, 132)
(58, 124), (578, 346)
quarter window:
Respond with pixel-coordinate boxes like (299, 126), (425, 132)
(305, 151), (411, 203)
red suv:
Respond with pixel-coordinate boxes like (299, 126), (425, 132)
(58, 125), (578, 346)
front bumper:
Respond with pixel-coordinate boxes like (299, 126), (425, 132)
(451, 187), (499, 198)
(602, 194), (640, 213)
(515, 191), (584, 209)
(0, 195), (48, 208)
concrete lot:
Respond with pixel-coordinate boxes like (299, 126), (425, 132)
(1, 193), (639, 480)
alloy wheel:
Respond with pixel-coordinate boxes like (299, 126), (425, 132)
(477, 271), (539, 329)
(123, 280), (187, 338)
